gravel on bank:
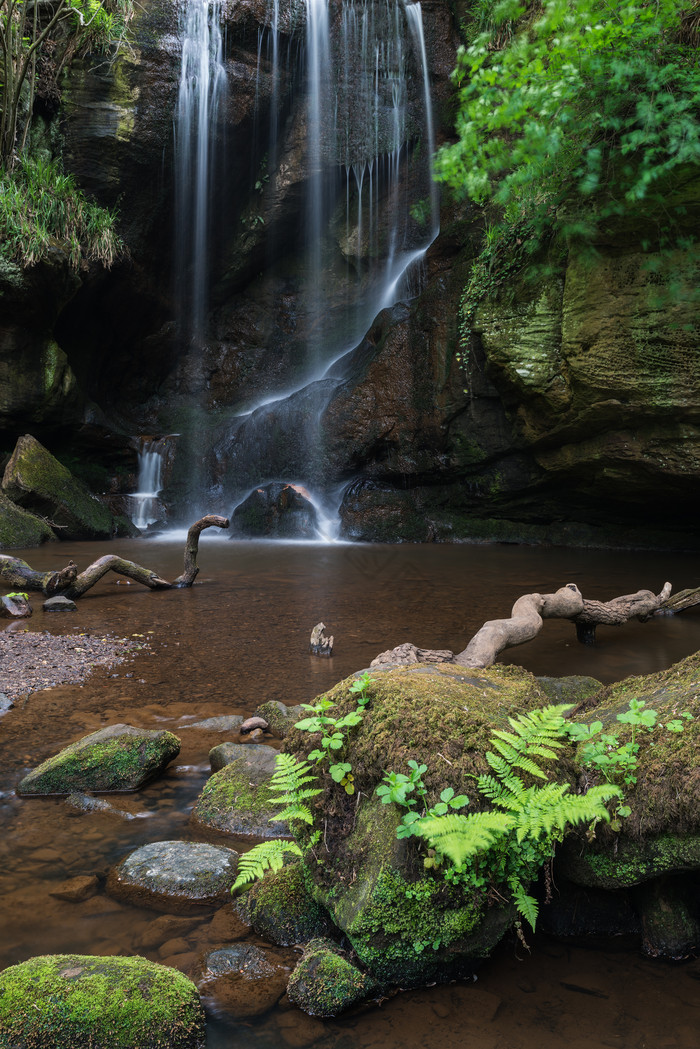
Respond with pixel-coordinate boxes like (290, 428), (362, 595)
(0, 632), (141, 702)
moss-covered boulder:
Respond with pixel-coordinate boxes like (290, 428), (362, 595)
(106, 841), (239, 913)
(17, 724), (181, 795)
(0, 953), (205, 1049)
(236, 862), (335, 946)
(2, 433), (115, 540)
(190, 748), (289, 839)
(286, 938), (377, 1017)
(0, 489), (57, 549)
(559, 650), (700, 890)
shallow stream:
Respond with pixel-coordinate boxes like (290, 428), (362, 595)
(2, 537), (700, 1047)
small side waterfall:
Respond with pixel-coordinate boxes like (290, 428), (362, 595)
(130, 437), (177, 530)
(174, 0), (227, 342)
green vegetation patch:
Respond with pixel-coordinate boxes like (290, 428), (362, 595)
(0, 489), (56, 549)
(0, 953), (205, 1049)
(287, 938), (376, 1017)
(236, 862), (334, 946)
(191, 757), (290, 839)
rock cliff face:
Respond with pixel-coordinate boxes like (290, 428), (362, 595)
(1, 0), (698, 546)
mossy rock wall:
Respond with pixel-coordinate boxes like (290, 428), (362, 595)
(0, 489), (57, 549)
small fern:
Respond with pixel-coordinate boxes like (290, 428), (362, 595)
(230, 752), (321, 894)
(232, 840), (303, 892)
(411, 703), (622, 930)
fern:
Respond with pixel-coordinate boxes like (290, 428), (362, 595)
(412, 703), (623, 930)
(413, 811), (514, 868)
(230, 752), (321, 894)
(232, 840), (302, 892)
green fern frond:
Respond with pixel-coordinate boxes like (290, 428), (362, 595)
(413, 811), (514, 868)
(273, 804), (316, 825)
(510, 879), (539, 931)
(231, 839), (302, 892)
(269, 753), (321, 797)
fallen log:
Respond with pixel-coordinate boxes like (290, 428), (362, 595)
(372, 581), (676, 671)
(0, 515), (229, 601)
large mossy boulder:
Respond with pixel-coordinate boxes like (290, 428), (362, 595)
(279, 663), (549, 985)
(0, 489), (57, 549)
(559, 650), (700, 891)
(2, 433), (115, 540)
(17, 724), (181, 795)
(0, 953), (206, 1049)
(190, 746), (289, 839)
(106, 840), (239, 913)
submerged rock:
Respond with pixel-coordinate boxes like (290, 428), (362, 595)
(191, 747), (288, 839)
(65, 791), (138, 820)
(2, 434), (116, 540)
(0, 953), (206, 1049)
(43, 595), (78, 612)
(230, 482), (319, 539)
(17, 724), (181, 795)
(49, 875), (100, 903)
(287, 938), (377, 1017)
(106, 840), (239, 913)
(196, 944), (289, 1018)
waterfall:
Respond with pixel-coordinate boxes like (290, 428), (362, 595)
(130, 438), (170, 530)
(174, 0), (227, 342)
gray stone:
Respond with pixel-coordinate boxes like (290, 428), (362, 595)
(185, 715), (244, 732)
(17, 723), (181, 795)
(0, 693), (14, 713)
(106, 840), (239, 913)
(0, 954), (206, 1048)
(43, 595), (78, 612)
(0, 593), (32, 618)
(209, 742), (278, 774)
(196, 944), (289, 1019)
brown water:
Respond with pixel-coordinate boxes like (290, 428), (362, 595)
(2, 536), (700, 1048)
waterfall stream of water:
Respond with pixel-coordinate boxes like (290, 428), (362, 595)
(211, 0), (439, 535)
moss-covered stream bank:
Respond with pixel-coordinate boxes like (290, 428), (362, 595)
(2, 538), (700, 1046)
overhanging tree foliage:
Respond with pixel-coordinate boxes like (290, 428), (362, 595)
(435, 0), (700, 251)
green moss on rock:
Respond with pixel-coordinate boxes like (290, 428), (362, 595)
(286, 938), (376, 1017)
(190, 754), (289, 839)
(0, 489), (56, 549)
(17, 724), (181, 795)
(236, 862), (335, 946)
(2, 433), (115, 540)
(0, 953), (205, 1049)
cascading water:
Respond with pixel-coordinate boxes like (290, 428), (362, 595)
(210, 0), (439, 537)
(130, 437), (174, 530)
(174, 0), (227, 342)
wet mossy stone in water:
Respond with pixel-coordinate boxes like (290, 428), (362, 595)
(17, 724), (181, 795)
(196, 944), (289, 1019)
(0, 488), (56, 549)
(253, 700), (305, 738)
(0, 953), (205, 1049)
(190, 748), (289, 839)
(106, 840), (239, 913)
(286, 938), (377, 1017)
(209, 741), (277, 774)
(236, 862), (335, 946)
(2, 433), (115, 540)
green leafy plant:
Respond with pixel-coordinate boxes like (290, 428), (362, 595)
(380, 705), (621, 931)
(567, 698), (692, 826)
(377, 760), (469, 840)
(231, 753), (321, 892)
(436, 0), (700, 254)
(295, 672), (373, 793)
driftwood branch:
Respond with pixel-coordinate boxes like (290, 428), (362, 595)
(372, 581), (677, 671)
(0, 515), (230, 601)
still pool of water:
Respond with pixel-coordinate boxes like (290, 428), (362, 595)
(2, 536), (700, 1048)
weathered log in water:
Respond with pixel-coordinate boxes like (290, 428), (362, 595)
(0, 515), (229, 600)
(373, 581), (676, 670)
